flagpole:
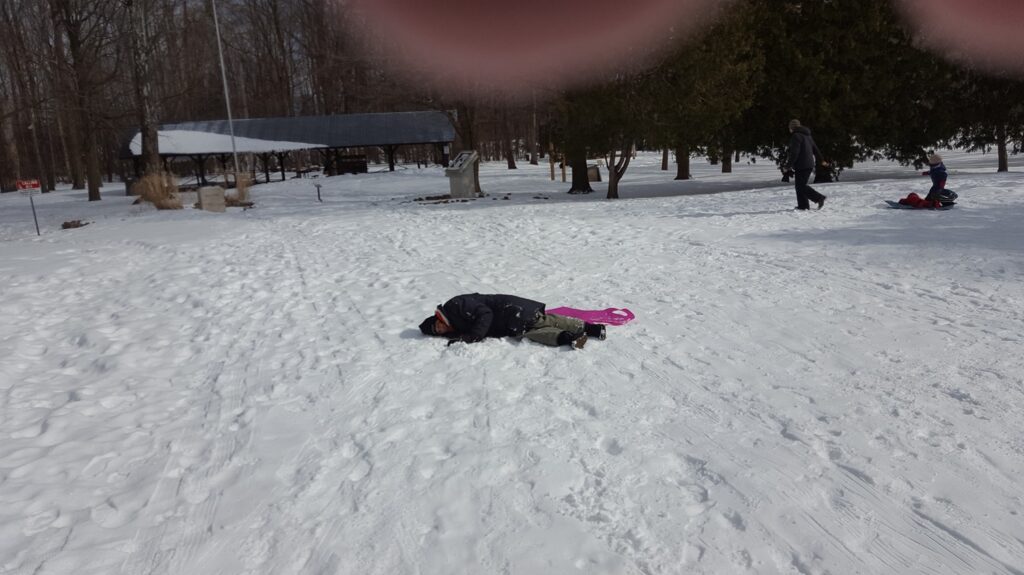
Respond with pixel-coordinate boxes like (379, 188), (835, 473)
(211, 0), (241, 180)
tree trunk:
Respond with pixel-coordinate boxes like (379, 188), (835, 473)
(674, 145), (691, 180)
(505, 144), (517, 169)
(49, 3), (85, 190)
(84, 127), (102, 200)
(606, 143), (633, 200)
(567, 149), (592, 194)
(42, 115), (58, 192)
(452, 103), (482, 195)
(129, 0), (161, 174)
(269, 0), (294, 115)
(607, 152), (620, 199)
(721, 146), (733, 173)
(0, 5), (22, 188)
(105, 142), (115, 182)
(529, 95), (539, 165)
(56, 108), (82, 187)
(997, 124), (1009, 172)
(472, 158), (482, 196)
(548, 142), (555, 181)
(65, 23), (101, 201)
(1, 111), (20, 184)
(27, 108), (47, 191)
(502, 114), (516, 169)
(21, 83), (49, 193)
(661, 148), (669, 170)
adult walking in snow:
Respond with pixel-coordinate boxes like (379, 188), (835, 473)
(419, 293), (608, 349)
(784, 119), (828, 210)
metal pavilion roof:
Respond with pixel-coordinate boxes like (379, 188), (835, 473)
(123, 110), (456, 158)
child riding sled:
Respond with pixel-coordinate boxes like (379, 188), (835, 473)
(897, 153), (958, 208)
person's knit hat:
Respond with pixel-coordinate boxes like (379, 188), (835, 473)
(419, 316), (438, 335)
(434, 306), (451, 327)
(928, 153), (943, 165)
(788, 119), (801, 130)
(419, 306), (452, 335)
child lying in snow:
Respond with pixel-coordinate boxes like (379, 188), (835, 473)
(419, 293), (607, 349)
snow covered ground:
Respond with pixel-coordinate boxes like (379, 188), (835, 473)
(2, 152), (1023, 574)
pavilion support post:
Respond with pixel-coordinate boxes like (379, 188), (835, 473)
(258, 153), (271, 184)
(383, 145), (398, 171)
(218, 154), (231, 187)
(440, 143), (451, 167)
(191, 155), (209, 186)
(321, 149), (336, 176)
(275, 152), (288, 181)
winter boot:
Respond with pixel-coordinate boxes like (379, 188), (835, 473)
(571, 334), (588, 349)
(556, 331), (588, 349)
(584, 323), (607, 341)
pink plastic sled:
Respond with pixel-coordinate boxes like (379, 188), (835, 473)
(546, 307), (635, 326)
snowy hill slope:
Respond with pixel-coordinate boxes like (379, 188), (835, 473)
(2, 153), (1023, 574)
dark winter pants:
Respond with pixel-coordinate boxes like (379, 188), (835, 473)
(523, 313), (584, 346)
(924, 182), (945, 202)
(794, 169), (825, 210)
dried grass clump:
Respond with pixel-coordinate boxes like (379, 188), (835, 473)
(225, 173), (254, 207)
(132, 172), (182, 210)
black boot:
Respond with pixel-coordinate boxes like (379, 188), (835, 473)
(584, 323), (606, 341)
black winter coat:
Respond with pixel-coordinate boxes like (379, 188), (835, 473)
(439, 293), (545, 342)
(786, 126), (822, 172)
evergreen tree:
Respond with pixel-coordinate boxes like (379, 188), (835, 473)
(552, 74), (650, 199)
(949, 71), (1024, 172)
(646, 2), (764, 181)
(732, 0), (947, 180)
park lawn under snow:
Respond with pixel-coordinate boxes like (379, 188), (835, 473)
(1, 152), (1023, 575)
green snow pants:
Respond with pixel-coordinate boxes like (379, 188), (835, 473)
(523, 313), (584, 346)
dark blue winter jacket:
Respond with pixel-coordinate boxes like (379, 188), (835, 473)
(786, 126), (823, 172)
(926, 161), (948, 200)
(439, 294), (545, 343)
(927, 162), (947, 187)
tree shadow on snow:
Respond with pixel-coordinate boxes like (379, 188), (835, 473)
(669, 208), (798, 219)
(752, 204), (1024, 254)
